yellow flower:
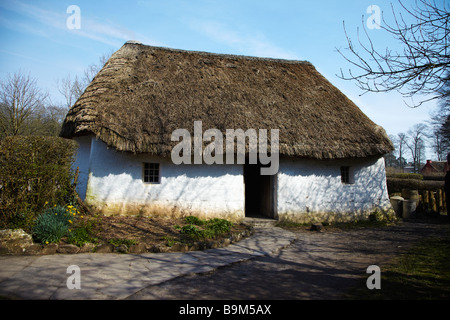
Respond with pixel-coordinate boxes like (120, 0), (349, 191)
(80, 216), (84, 218)
(45, 241), (49, 245)
(44, 201), (48, 205)
(68, 220), (73, 224)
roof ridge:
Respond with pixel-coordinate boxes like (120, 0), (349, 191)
(120, 41), (313, 66)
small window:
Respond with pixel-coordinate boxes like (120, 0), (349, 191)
(143, 163), (160, 183)
(340, 166), (353, 184)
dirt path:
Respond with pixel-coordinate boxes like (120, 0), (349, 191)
(128, 218), (450, 300)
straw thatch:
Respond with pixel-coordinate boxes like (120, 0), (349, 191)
(60, 41), (393, 159)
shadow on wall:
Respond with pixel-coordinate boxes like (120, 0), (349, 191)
(277, 157), (392, 223)
(83, 140), (245, 219)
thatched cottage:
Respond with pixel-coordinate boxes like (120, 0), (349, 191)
(60, 41), (394, 223)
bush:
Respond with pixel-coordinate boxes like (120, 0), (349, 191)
(32, 204), (80, 244)
(32, 206), (72, 243)
(66, 218), (98, 247)
(184, 216), (205, 226)
(180, 218), (233, 241)
(387, 177), (444, 193)
(387, 173), (423, 180)
(206, 218), (233, 235)
(0, 136), (78, 231)
(180, 224), (203, 240)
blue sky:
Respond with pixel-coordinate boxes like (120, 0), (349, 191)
(0, 0), (443, 157)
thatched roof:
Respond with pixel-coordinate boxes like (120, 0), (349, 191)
(60, 41), (393, 159)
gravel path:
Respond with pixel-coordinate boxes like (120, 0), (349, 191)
(128, 218), (450, 300)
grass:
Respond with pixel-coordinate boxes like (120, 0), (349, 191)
(345, 236), (450, 300)
(178, 216), (233, 244)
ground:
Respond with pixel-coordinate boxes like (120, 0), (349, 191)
(127, 217), (450, 300)
(70, 215), (252, 249)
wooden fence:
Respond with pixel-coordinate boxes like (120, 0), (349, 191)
(418, 188), (447, 214)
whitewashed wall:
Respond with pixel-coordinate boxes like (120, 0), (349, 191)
(76, 136), (245, 220)
(73, 136), (392, 223)
(73, 136), (92, 200)
(277, 157), (392, 223)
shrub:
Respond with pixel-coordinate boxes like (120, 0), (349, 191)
(184, 216), (205, 226)
(0, 136), (78, 231)
(180, 218), (233, 241)
(180, 224), (203, 240)
(32, 204), (79, 244)
(387, 178), (444, 193)
(67, 219), (98, 247)
(206, 218), (233, 234)
(33, 207), (69, 244)
(388, 173), (423, 180)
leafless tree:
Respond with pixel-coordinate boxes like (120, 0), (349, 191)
(429, 110), (449, 160)
(397, 132), (408, 171)
(337, 0), (450, 108)
(406, 123), (428, 172)
(57, 74), (84, 109)
(57, 50), (113, 109)
(0, 71), (48, 137)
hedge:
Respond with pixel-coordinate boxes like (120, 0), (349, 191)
(0, 136), (78, 231)
(387, 177), (444, 194)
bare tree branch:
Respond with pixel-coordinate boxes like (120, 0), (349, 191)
(336, 0), (450, 108)
(0, 70), (48, 137)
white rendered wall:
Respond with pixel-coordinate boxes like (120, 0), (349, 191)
(74, 136), (392, 223)
(84, 137), (245, 220)
(277, 157), (392, 223)
(72, 136), (92, 200)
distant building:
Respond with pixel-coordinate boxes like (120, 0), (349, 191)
(420, 160), (448, 176)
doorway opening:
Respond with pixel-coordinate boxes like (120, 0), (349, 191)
(243, 163), (277, 219)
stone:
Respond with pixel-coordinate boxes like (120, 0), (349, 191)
(0, 229), (34, 254)
(95, 243), (114, 253)
(170, 243), (189, 252)
(129, 243), (147, 254)
(57, 244), (80, 254)
(41, 243), (58, 254)
(79, 243), (96, 253)
(114, 244), (128, 254)
(310, 223), (323, 232)
(24, 244), (43, 255)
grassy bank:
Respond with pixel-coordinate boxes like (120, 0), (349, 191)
(346, 236), (450, 299)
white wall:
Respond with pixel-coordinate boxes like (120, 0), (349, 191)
(277, 157), (392, 223)
(73, 136), (92, 200)
(75, 136), (392, 223)
(83, 137), (245, 220)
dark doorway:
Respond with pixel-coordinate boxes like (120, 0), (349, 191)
(244, 164), (277, 219)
